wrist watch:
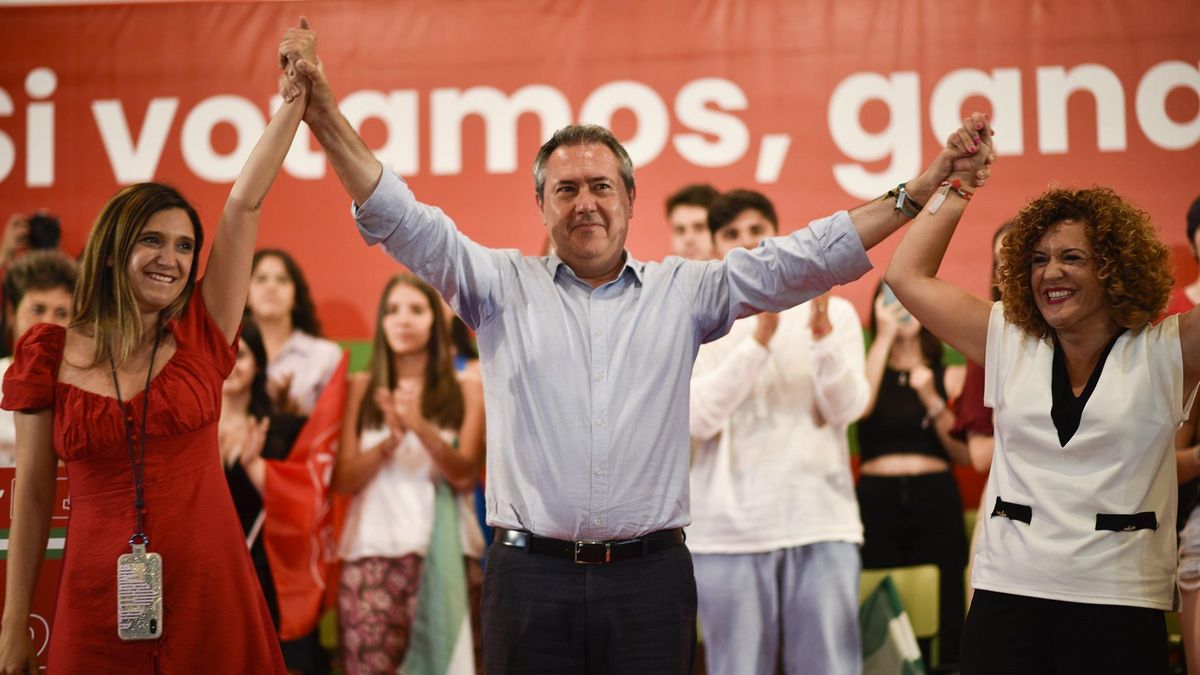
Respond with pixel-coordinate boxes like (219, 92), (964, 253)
(885, 182), (924, 219)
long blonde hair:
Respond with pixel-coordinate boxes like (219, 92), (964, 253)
(72, 183), (203, 367)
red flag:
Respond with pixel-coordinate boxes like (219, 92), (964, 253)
(263, 352), (349, 640)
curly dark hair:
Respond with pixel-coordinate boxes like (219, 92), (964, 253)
(997, 186), (1172, 339)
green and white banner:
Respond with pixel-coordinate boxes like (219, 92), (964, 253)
(860, 576), (926, 675)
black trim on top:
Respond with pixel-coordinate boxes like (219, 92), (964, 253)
(1050, 329), (1126, 447)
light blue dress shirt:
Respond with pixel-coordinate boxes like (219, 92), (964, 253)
(355, 170), (872, 540)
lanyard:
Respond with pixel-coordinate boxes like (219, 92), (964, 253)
(110, 328), (163, 547)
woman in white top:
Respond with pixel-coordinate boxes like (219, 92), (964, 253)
(246, 248), (342, 414)
(886, 113), (1187, 674)
(0, 251), (76, 465)
(333, 273), (486, 674)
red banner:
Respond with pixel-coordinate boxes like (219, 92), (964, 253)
(0, 466), (69, 669)
(1, 1), (1197, 333)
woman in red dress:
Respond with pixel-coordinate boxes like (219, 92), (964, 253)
(0, 22), (312, 673)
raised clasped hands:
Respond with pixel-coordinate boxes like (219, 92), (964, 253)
(277, 16), (330, 122)
(913, 112), (997, 195)
(947, 112), (996, 190)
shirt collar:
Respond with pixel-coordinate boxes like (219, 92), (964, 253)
(547, 250), (645, 286)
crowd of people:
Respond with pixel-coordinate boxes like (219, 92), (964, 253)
(0, 16), (1198, 675)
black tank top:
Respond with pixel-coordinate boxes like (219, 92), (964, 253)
(857, 366), (950, 463)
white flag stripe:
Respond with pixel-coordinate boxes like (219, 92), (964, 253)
(0, 537), (65, 552)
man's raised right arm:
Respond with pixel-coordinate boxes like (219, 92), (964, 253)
(278, 19), (382, 206)
(277, 19), (504, 327)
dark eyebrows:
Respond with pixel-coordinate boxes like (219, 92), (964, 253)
(140, 229), (195, 245)
(554, 175), (615, 186)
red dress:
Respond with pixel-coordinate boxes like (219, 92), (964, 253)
(2, 284), (286, 673)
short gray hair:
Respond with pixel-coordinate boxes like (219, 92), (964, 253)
(532, 125), (636, 201)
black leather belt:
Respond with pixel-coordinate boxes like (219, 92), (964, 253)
(495, 527), (685, 565)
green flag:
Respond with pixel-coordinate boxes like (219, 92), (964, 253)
(398, 480), (474, 675)
(860, 576), (926, 675)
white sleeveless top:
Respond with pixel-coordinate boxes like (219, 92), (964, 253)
(977, 303), (1194, 610)
(338, 425), (484, 561)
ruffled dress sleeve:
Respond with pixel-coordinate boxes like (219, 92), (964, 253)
(169, 278), (239, 379)
(1, 323), (65, 412)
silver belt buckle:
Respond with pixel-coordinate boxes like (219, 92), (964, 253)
(574, 540), (611, 564)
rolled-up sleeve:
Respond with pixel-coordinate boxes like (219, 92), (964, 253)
(353, 170), (507, 328)
(691, 211), (873, 342)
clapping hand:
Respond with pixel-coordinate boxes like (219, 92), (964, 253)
(906, 364), (936, 398)
(391, 378), (425, 431)
(809, 294), (831, 339)
(754, 311), (780, 347)
(238, 416), (270, 467)
(374, 387), (405, 444)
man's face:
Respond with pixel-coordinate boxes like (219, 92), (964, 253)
(668, 204), (713, 260)
(538, 144), (634, 283)
(712, 208), (776, 258)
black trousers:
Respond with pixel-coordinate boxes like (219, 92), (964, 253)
(480, 540), (697, 674)
(962, 589), (1168, 675)
(857, 471), (968, 666)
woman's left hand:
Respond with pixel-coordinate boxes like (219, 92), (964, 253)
(392, 378), (425, 431)
(239, 416), (271, 467)
(907, 364), (937, 398)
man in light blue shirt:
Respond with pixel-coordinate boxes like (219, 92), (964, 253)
(278, 19), (992, 674)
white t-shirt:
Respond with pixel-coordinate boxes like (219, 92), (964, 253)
(338, 425), (485, 561)
(687, 298), (869, 554)
(976, 302), (1193, 610)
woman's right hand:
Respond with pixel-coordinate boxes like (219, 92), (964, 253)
(753, 312), (780, 347)
(0, 214), (29, 265)
(0, 625), (38, 675)
(373, 388), (405, 446)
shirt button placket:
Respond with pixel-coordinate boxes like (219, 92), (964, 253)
(587, 291), (610, 538)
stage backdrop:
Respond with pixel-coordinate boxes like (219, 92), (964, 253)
(1, 0), (1198, 337)
(0, 0), (1198, 666)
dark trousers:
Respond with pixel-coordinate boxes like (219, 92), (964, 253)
(857, 471), (967, 667)
(480, 540), (698, 674)
(962, 589), (1168, 675)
